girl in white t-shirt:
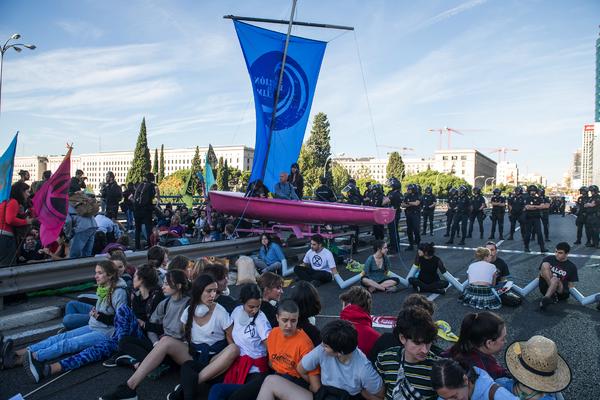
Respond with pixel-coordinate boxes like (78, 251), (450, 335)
(462, 247), (501, 310)
(208, 283), (273, 399)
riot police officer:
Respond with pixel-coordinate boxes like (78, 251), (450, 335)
(584, 185), (600, 248)
(444, 187), (458, 237)
(315, 176), (337, 202)
(385, 177), (403, 253)
(342, 178), (363, 252)
(402, 183), (421, 251)
(507, 187), (525, 240)
(523, 185), (548, 253)
(369, 183), (386, 240)
(489, 188), (506, 240)
(574, 186), (591, 245)
(467, 186), (486, 239)
(539, 188), (551, 242)
(446, 185), (470, 245)
(421, 186), (436, 236)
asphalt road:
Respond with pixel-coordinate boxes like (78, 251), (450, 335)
(1, 213), (599, 400)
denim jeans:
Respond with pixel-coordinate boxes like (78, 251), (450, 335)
(208, 384), (243, 400)
(29, 325), (107, 362)
(63, 301), (93, 331)
(252, 257), (282, 273)
(126, 210), (135, 231)
(69, 227), (96, 258)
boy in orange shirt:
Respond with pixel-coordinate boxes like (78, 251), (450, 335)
(225, 299), (319, 400)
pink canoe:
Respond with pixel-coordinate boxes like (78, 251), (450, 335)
(208, 191), (396, 225)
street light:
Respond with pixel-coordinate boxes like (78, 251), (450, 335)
(0, 33), (36, 116)
(323, 152), (345, 177)
(484, 177), (495, 192)
(474, 175), (484, 187)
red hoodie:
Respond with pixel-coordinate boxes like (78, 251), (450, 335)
(340, 304), (381, 356)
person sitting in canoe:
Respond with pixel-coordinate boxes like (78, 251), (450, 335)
(273, 172), (299, 200)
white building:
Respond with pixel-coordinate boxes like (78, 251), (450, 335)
(335, 157), (388, 183)
(582, 123), (595, 186)
(496, 161), (519, 185)
(521, 173), (547, 187)
(14, 145), (254, 193)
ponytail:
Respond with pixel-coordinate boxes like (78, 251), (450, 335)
(449, 312), (505, 356)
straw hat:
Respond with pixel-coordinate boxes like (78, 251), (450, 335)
(505, 335), (571, 393)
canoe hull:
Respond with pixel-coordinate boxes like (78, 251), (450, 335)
(208, 191), (395, 225)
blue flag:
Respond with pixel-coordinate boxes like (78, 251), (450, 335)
(204, 153), (215, 197)
(233, 20), (326, 192)
(0, 132), (18, 202)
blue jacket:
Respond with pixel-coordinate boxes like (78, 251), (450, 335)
(274, 182), (299, 200)
(259, 243), (285, 265)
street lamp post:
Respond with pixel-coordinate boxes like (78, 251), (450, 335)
(323, 152), (345, 177)
(474, 175), (484, 187)
(484, 177), (495, 192)
(0, 34), (36, 116)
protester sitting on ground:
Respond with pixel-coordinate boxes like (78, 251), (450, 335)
(17, 232), (46, 263)
(294, 234), (337, 286)
(254, 273), (282, 326)
(485, 241), (510, 284)
(368, 293), (436, 363)
(360, 240), (400, 293)
(41, 231), (70, 261)
(409, 242), (448, 294)
(101, 274), (236, 400)
(6, 260), (127, 383)
(431, 358), (517, 400)
(253, 233), (286, 273)
(95, 212), (121, 243)
(257, 320), (384, 400)
(186, 259), (205, 282)
(273, 171), (299, 200)
(147, 245), (169, 282)
(375, 306), (439, 399)
(443, 312), (509, 380)
(501, 335), (571, 400)
(0, 182), (34, 267)
(194, 208), (207, 239)
(204, 263), (238, 313)
(224, 299), (318, 400)
(462, 247), (501, 310)
(286, 281), (322, 346)
(538, 242), (578, 311)
(206, 283), (273, 400)
(339, 286), (380, 357)
(247, 179), (270, 198)
(224, 223), (239, 240)
(167, 254), (191, 272)
(168, 214), (185, 238)
(101, 235), (131, 255)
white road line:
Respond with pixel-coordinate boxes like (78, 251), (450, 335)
(426, 293), (441, 301)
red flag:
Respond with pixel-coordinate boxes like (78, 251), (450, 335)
(33, 148), (72, 247)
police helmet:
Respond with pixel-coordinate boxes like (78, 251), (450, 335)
(458, 185), (468, 195)
(473, 186), (481, 194)
(493, 188), (501, 195)
(449, 187), (458, 196)
(539, 187), (545, 196)
(580, 186), (588, 194)
(514, 186), (523, 195)
(347, 178), (357, 188)
(425, 186), (432, 194)
(407, 183), (417, 192)
(590, 185), (599, 193)
(388, 177), (401, 190)
(527, 184), (539, 193)
(371, 183), (383, 194)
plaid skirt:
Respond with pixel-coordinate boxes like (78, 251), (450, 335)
(462, 284), (501, 310)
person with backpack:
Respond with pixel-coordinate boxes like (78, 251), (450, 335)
(100, 171), (123, 220)
(65, 191), (99, 258)
(134, 173), (158, 250)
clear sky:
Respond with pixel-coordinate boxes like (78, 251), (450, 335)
(1, 0), (598, 183)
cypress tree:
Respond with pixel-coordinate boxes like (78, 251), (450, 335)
(191, 146), (203, 195)
(216, 157), (225, 190)
(159, 144), (165, 183)
(152, 148), (159, 176)
(298, 112), (331, 196)
(222, 160), (230, 191)
(207, 144), (218, 169)
(126, 117), (151, 184)
(386, 151), (405, 181)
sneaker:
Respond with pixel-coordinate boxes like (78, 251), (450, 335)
(166, 384), (183, 400)
(1, 338), (15, 369)
(445, 240), (453, 245)
(115, 355), (138, 368)
(102, 355), (119, 368)
(539, 296), (553, 311)
(23, 350), (49, 383)
(573, 241), (581, 245)
(524, 247), (530, 253)
(99, 383), (138, 400)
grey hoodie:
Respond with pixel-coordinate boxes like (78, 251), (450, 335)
(147, 295), (190, 343)
(88, 278), (128, 336)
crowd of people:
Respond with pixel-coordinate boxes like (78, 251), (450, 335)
(0, 240), (573, 399)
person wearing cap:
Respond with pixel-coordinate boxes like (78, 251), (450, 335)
(69, 169), (87, 194)
(502, 335), (571, 399)
(538, 242), (578, 311)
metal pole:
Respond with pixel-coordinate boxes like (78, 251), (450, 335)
(223, 14), (354, 31)
(260, 0), (298, 180)
(0, 51), (4, 117)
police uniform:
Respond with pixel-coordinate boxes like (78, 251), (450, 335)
(467, 190), (486, 239)
(369, 184), (385, 240)
(508, 191), (525, 240)
(421, 191), (437, 235)
(344, 182), (363, 252)
(446, 187), (470, 245)
(489, 191), (506, 240)
(523, 189), (547, 252)
(315, 183), (337, 202)
(584, 186), (600, 248)
(444, 190), (458, 237)
(387, 187), (403, 253)
(574, 190), (591, 245)
(539, 190), (551, 241)
(403, 187), (421, 250)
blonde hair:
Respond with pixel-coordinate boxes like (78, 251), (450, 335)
(474, 247), (491, 261)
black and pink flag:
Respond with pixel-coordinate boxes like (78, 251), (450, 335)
(33, 147), (72, 247)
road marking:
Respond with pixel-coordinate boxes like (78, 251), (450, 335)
(496, 240), (505, 247)
(427, 293), (440, 301)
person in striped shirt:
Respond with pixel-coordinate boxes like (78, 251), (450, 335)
(375, 306), (439, 400)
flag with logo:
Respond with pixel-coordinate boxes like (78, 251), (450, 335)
(204, 152), (215, 196)
(33, 147), (72, 246)
(0, 132), (18, 203)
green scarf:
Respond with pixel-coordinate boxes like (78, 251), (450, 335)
(96, 285), (109, 301)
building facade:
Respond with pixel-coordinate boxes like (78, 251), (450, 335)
(14, 145), (254, 193)
(496, 160), (519, 185)
(582, 124), (596, 186)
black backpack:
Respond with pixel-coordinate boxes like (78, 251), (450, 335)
(134, 183), (154, 208)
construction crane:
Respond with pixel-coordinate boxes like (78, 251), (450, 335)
(376, 145), (415, 156)
(428, 127), (464, 150)
(485, 147), (518, 163)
